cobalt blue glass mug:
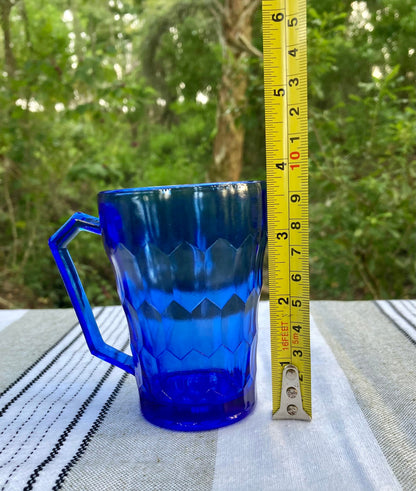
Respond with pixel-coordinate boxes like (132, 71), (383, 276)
(49, 181), (267, 431)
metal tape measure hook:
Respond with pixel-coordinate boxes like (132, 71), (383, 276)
(273, 364), (311, 421)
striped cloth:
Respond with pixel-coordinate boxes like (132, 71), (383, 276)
(0, 301), (414, 491)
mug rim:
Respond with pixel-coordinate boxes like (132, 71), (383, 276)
(98, 180), (266, 199)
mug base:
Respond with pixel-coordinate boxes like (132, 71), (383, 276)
(139, 370), (256, 431)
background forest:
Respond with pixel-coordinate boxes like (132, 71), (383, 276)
(0, 0), (415, 308)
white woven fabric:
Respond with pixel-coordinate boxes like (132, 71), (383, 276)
(0, 307), (128, 490)
(0, 310), (27, 334)
(0, 302), (413, 490)
(212, 307), (400, 490)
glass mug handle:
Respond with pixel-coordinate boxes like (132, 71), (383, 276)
(49, 212), (135, 375)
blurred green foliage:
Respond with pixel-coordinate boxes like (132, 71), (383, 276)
(0, 0), (414, 307)
(307, 0), (416, 298)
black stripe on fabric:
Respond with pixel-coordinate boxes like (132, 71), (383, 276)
(0, 308), (122, 452)
(0, 308), (106, 417)
(1, 309), (126, 491)
(0, 307), (105, 401)
(52, 372), (129, 491)
(22, 365), (117, 491)
(396, 300), (416, 320)
(373, 301), (416, 346)
(22, 339), (130, 490)
(0, 344), (112, 468)
(401, 300), (416, 318)
(388, 300), (416, 329)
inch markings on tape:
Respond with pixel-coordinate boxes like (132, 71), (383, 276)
(262, 0), (312, 421)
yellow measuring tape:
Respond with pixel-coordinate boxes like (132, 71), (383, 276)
(262, 0), (312, 420)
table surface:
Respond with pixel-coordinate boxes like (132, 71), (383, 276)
(0, 300), (415, 491)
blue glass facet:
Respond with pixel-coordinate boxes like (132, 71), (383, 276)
(49, 181), (267, 431)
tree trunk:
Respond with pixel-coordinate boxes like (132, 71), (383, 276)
(208, 0), (261, 182)
(0, 0), (16, 75)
